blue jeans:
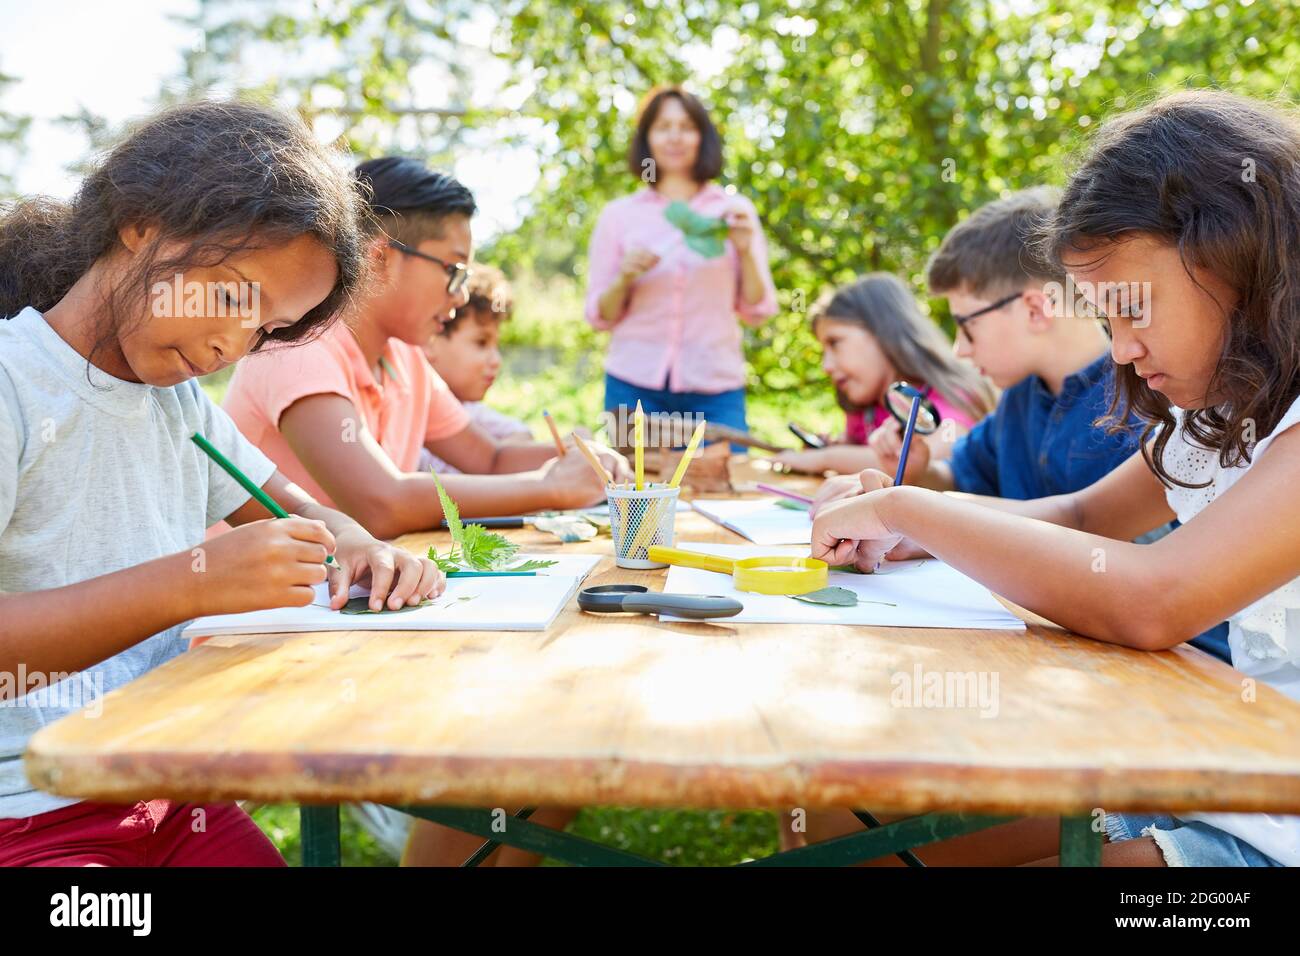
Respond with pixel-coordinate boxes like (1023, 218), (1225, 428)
(603, 372), (748, 450)
(1106, 813), (1283, 867)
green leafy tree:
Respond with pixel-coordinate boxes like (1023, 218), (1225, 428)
(0, 68), (31, 197)
(166, 0), (1299, 419)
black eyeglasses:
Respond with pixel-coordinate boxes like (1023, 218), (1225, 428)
(388, 240), (471, 295)
(952, 291), (1022, 342)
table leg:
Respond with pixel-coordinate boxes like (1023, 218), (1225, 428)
(391, 805), (664, 867)
(462, 807), (536, 867)
(743, 812), (1016, 866)
(1059, 814), (1103, 867)
(300, 804), (341, 867)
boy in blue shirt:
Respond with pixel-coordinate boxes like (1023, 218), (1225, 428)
(872, 187), (1137, 496)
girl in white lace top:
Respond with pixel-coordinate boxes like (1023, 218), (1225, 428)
(807, 90), (1300, 866)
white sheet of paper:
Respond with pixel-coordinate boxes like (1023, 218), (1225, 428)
(660, 542), (1025, 630)
(690, 498), (811, 545)
(183, 553), (599, 637)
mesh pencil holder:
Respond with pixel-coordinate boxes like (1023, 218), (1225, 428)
(608, 483), (681, 569)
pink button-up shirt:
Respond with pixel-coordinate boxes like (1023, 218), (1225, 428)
(584, 183), (779, 393)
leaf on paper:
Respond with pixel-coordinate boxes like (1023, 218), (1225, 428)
(340, 597), (436, 615)
(789, 587), (897, 608)
(509, 559), (561, 572)
(428, 471), (556, 572)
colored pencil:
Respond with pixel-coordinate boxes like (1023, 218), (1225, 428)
(893, 392), (925, 487)
(668, 419), (707, 488)
(634, 400), (645, 491)
(542, 409), (566, 456)
(756, 482), (814, 505)
(191, 432), (335, 565)
(446, 570), (538, 578)
(572, 433), (613, 485)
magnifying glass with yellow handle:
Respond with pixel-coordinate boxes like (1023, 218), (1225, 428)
(646, 546), (829, 596)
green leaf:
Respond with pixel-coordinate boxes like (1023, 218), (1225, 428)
(430, 471), (463, 542)
(426, 546), (459, 574)
(458, 522), (520, 570)
(664, 201), (728, 258)
(426, 469), (556, 572)
(510, 558), (560, 572)
(340, 596), (435, 615)
(788, 587), (898, 608)
(789, 586), (859, 606)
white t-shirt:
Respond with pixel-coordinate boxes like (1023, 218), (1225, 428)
(0, 307), (276, 818)
(418, 401), (533, 475)
(1163, 394), (1300, 866)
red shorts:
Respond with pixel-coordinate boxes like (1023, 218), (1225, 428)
(0, 799), (287, 867)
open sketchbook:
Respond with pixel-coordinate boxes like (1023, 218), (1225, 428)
(660, 543), (1025, 630)
(184, 553), (599, 637)
(691, 498), (811, 545)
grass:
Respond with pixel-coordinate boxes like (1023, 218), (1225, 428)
(249, 803), (782, 866)
(207, 271), (834, 865)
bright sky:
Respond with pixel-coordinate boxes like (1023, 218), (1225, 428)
(0, 0), (539, 239)
(2, 1), (825, 241)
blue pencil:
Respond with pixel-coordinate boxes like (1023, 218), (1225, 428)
(893, 391), (925, 486)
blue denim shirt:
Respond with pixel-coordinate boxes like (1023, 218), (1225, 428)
(949, 354), (1140, 499)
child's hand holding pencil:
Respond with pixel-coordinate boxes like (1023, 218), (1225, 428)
(193, 433), (444, 613)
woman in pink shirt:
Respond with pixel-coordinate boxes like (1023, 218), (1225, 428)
(585, 86), (778, 443)
(773, 273), (995, 475)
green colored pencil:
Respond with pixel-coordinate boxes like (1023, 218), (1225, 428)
(446, 570), (538, 578)
(191, 432), (336, 565)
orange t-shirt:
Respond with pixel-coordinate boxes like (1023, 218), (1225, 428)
(223, 323), (470, 508)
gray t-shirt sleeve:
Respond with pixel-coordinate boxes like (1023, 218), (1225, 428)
(0, 370), (24, 538)
(194, 383), (278, 525)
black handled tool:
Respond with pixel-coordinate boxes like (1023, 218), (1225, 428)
(788, 422), (827, 449)
(577, 584), (743, 620)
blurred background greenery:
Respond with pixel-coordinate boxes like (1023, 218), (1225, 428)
(5, 0), (1298, 864)
(15, 0), (1300, 445)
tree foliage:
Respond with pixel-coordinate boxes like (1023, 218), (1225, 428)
(44, 1), (1300, 397)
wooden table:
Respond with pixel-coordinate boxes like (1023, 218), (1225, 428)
(25, 460), (1300, 866)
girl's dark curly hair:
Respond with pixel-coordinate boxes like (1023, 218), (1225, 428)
(1039, 89), (1300, 487)
(0, 98), (372, 364)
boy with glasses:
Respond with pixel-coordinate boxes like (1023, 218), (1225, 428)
(869, 187), (1137, 499)
(223, 157), (629, 538)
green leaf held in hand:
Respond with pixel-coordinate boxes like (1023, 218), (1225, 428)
(664, 201), (729, 258)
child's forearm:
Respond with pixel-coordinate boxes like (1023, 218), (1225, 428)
(878, 486), (1179, 649)
(488, 442), (561, 473)
(917, 460), (956, 492)
(943, 488), (1082, 529)
(0, 551), (200, 689)
(823, 445), (884, 473)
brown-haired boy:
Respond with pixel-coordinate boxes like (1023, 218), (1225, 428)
(868, 186), (1135, 498)
(419, 264), (533, 474)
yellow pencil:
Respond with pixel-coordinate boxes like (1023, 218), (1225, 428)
(634, 400), (645, 491)
(542, 409), (566, 456)
(572, 432), (613, 485)
(669, 419), (707, 488)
